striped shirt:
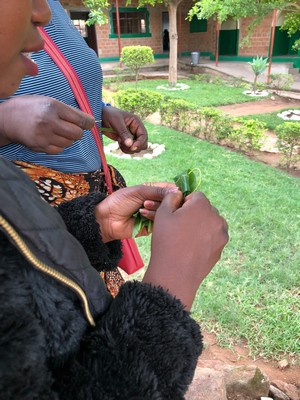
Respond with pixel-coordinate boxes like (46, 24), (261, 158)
(0, 0), (103, 173)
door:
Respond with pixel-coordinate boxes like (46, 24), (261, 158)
(70, 11), (98, 56)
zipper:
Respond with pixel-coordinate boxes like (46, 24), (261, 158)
(0, 215), (95, 327)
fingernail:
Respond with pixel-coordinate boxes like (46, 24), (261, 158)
(125, 138), (133, 147)
(168, 187), (179, 193)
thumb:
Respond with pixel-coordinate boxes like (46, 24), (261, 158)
(159, 189), (183, 214)
(58, 102), (95, 130)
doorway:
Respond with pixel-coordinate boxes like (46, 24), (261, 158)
(162, 11), (169, 52)
(70, 11), (98, 55)
(219, 18), (239, 56)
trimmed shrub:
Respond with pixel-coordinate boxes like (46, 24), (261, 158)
(160, 98), (196, 132)
(229, 119), (267, 154)
(114, 89), (163, 119)
(120, 46), (154, 88)
(275, 122), (300, 170)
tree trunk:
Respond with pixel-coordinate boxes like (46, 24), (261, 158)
(168, 0), (182, 87)
(253, 74), (258, 93)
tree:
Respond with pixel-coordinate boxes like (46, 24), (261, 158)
(121, 46), (155, 88)
(188, 0), (300, 48)
(83, 0), (184, 87)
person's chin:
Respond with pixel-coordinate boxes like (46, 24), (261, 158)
(0, 73), (23, 98)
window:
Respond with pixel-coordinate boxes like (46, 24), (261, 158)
(109, 7), (151, 38)
(70, 11), (89, 38)
(190, 15), (207, 33)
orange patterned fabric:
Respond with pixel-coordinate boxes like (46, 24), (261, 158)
(13, 160), (125, 297)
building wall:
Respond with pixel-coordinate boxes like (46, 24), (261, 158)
(60, 0), (276, 59)
(238, 14), (273, 57)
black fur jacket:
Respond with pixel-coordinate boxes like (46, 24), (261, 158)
(0, 157), (202, 400)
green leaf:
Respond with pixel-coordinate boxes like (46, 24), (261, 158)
(132, 212), (153, 238)
(132, 168), (202, 237)
(174, 168), (202, 197)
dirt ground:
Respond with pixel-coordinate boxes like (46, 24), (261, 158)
(199, 330), (300, 387)
(217, 95), (300, 117)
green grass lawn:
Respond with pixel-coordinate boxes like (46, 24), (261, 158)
(241, 108), (300, 130)
(104, 122), (300, 363)
(107, 78), (265, 107)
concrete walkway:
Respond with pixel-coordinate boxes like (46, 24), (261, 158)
(101, 56), (300, 99)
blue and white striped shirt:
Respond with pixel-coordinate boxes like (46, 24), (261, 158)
(0, 0), (103, 173)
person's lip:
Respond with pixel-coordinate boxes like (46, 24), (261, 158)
(22, 37), (45, 54)
(20, 38), (45, 77)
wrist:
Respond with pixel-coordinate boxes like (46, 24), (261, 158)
(0, 101), (12, 146)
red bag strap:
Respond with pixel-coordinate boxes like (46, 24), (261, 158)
(38, 27), (113, 194)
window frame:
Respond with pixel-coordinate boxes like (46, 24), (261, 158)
(190, 15), (208, 33)
(109, 7), (152, 38)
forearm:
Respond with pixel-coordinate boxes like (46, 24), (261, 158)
(81, 281), (202, 398)
(0, 100), (13, 146)
(56, 192), (123, 271)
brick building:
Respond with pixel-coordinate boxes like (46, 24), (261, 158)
(60, 0), (300, 68)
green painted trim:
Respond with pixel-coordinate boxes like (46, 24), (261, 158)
(99, 56), (120, 62)
(210, 55), (300, 63)
(109, 33), (152, 39)
(109, 6), (151, 36)
(153, 53), (169, 59)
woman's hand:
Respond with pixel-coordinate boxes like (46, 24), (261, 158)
(143, 191), (229, 310)
(0, 95), (94, 153)
(95, 182), (178, 242)
(101, 106), (148, 153)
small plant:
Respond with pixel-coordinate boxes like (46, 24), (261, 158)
(248, 56), (269, 93)
(194, 73), (214, 83)
(227, 76), (246, 88)
(275, 122), (300, 170)
(120, 46), (154, 89)
(114, 89), (163, 120)
(267, 73), (294, 93)
(230, 118), (267, 154)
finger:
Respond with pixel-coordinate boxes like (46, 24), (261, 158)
(143, 200), (161, 211)
(139, 208), (156, 221)
(129, 183), (180, 206)
(53, 120), (84, 141)
(117, 128), (134, 148)
(158, 189), (183, 214)
(131, 132), (148, 151)
(57, 104), (95, 131)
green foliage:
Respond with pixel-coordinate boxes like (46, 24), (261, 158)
(160, 98), (196, 132)
(160, 99), (232, 143)
(195, 107), (232, 142)
(248, 56), (269, 92)
(248, 56), (269, 76)
(267, 73), (294, 93)
(82, 0), (109, 26)
(121, 46), (154, 88)
(275, 122), (300, 170)
(114, 89), (163, 119)
(230, 118), (267, 154)
(280, 3), (300, 50)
